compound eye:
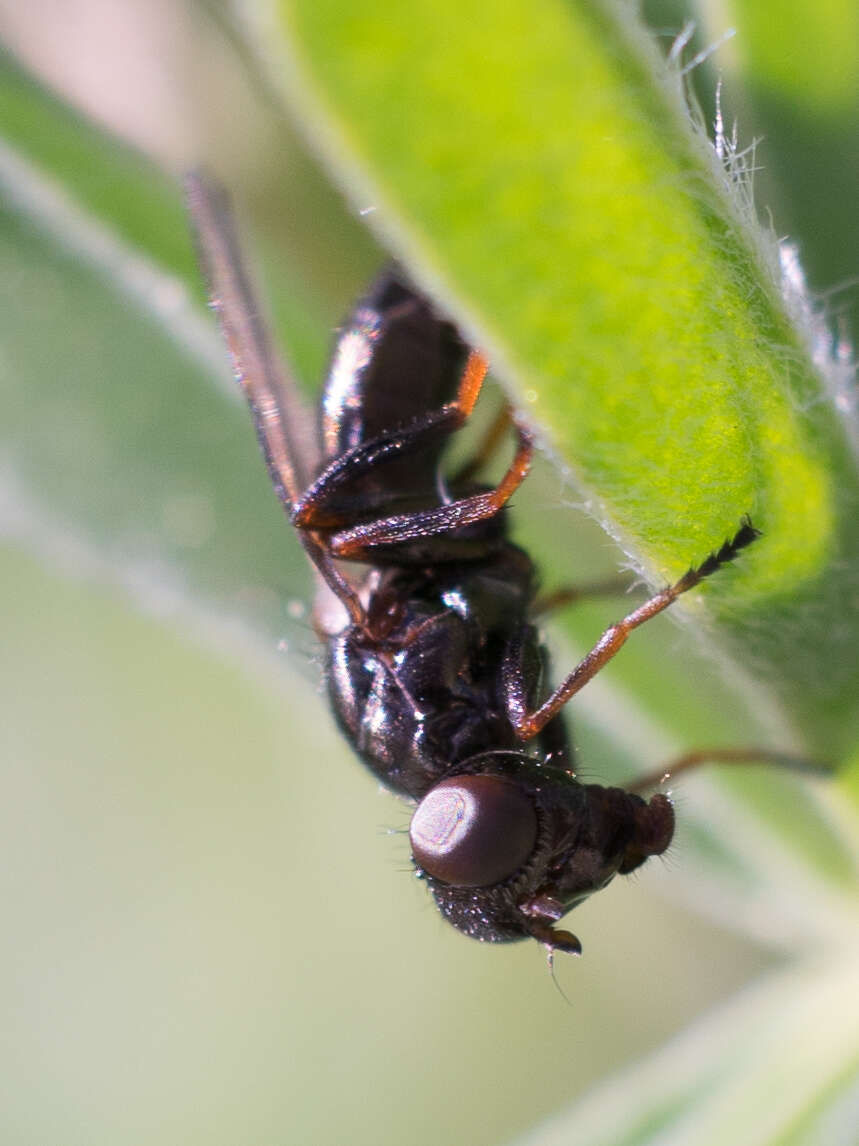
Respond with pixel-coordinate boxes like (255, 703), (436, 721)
(409, 774), (538, 887)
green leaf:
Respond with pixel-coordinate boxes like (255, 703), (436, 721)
(692, 0), (859, 378)
(264, 0), (859, 761)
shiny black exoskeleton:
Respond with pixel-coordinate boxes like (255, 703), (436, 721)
(188, 176), (761, 956)
(312, 274), (682, 954)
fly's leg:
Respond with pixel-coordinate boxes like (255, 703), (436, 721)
(627, 747), (830, 794)
(300, 533), (366, 626)
(328, 421), (533, 558)
(531, 577), (636, 617)
(293, 350), (489, 530)
(450, 401), (513, 486)
(297, 348), (499, 615)
(503, 519), (761, 742)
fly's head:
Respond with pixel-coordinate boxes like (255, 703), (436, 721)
(408, 752), (674, 956)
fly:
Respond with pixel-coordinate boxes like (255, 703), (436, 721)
(187, 175), (816, 958)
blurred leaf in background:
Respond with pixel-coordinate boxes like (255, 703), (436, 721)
(0, 2), (857, 1145)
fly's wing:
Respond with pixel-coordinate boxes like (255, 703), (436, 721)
(186, 174), (361, 627)
(185, 172), (318, 512)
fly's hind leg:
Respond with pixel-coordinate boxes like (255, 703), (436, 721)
(328, 420), (534, 559)
(503, 519), (761, 742)
(293, 350), (489, 531)
(449, 401), (514, 486)
(294, 351), (539, 562)
(532, 577), (636, 617)
(296, 350), (491, 620)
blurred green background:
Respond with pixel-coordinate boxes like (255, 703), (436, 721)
(0, 2), (857, 1144)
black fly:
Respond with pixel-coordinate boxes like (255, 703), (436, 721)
(187, 175), (797, 958)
